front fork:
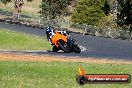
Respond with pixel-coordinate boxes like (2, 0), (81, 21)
(67, 38), (78, 51)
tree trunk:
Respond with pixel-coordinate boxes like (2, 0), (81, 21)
(12, 0), (24, 22)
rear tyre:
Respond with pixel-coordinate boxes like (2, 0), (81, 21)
(59, 42), (71, 53)
(74, 46), (81, 53)
(52, 46), (59, 52)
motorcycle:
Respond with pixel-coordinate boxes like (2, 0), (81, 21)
(46, 27), (81, 53)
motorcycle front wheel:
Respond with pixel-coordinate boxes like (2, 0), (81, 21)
(74, 45), (81, 53)
(52, 46), (59, 52)
(59, 42), (71, 53)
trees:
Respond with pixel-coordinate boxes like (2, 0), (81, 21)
(1, 0), (33, 21)
(71, 0), (106, 25)
(117, 0), (132, 25)
(104, 0), (110, 16)
(1, 0), (11, 5)
(1, 0), (33, 5)
(40, 0), (76, 27)
(40, 0), (72, 19)
(117, 0), (132, 40)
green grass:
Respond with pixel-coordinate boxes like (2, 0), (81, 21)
(0, 61), (132, 88)
(0, 29), (52, 50)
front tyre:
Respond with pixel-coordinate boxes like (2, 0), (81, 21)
(74, 46), (81, 53)
(52, 46), (59, 52)
(59, 42), (70, 53)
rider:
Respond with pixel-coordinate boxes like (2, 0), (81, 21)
(46, 26), (75, 46)
(46, 26), (55, 44)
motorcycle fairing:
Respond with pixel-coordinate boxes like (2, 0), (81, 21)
(51, 32), (68, 47)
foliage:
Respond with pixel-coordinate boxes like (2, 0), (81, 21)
(0, 0), (33, 5)
(117, 0), (132, 25)
(40, 0), (72, 19)
(27, 0), (33, 2)
(71, 0), (107, 25)
(98, 14), (118, 30)
(104, 0), (110, 16)
(0, 0), (11, 5)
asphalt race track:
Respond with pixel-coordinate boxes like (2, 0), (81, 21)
(0, 22), (132, 60)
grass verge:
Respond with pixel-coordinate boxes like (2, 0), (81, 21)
(0, 29), (52, 50)
(0, 61), (132, 88)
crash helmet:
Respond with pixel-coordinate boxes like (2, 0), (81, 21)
(46, 26), (55, 36)
(46, 26), (52, 34)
